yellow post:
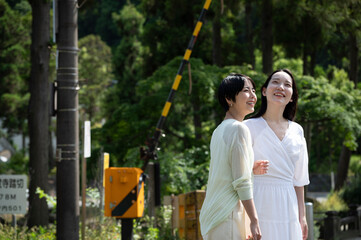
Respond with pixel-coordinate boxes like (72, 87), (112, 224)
(103, 152), (109, 187)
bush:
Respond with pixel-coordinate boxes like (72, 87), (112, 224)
(0, 224), (56, 240)
(341, 176), (361, 205)
(0, 205), (174, 239)
(314, 191), (348, 212)
(0, 218), (122, 239)
(349, 155), (361, 176)
(134, 205), (176, 240)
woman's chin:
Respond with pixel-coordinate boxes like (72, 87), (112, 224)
(246, 108), (254, 115)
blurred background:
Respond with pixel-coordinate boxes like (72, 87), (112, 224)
(0, 0), (360, 239)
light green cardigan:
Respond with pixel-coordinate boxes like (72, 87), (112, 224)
(199, 119), (254, 236)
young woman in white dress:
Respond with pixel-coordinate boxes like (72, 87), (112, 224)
(244, 69), (310, 240)
(199, 73), (268, 240)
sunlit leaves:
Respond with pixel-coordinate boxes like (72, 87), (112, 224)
(78, 34), (113, 122)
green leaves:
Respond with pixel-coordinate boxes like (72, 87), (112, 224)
(36, 187), (56, 212)
(0, 0), (30, 135)
(78, 34), (113, 122)
(298, 68), (361, 142)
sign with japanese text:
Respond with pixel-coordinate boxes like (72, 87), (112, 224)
(0, 175), (27, 214)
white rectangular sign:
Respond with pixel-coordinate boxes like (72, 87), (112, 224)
(84, 121), (91, 158)
(0, 174), (27, 214)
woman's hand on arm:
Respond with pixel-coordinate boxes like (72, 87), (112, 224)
(299, 215), (308, 240)
(295, 186), (308, 240)
(253, 160), (269, 175)
(242, 199), (262, 240)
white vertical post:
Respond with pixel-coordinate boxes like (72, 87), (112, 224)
(330, 171), (335, 190)
(306, 202), (314, 240)
(84, 121), (91, 158)
(82, 121), (91, 240)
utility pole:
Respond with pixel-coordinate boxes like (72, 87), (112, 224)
(56, 0), (79, 238)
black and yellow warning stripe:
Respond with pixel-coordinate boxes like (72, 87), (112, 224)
(111, 173), (145, 217)
(141, 0), (212, 171)
(149, 0), (212, 154)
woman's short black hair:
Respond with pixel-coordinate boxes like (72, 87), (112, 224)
(252, 69), (298, 120)
(218, 73), (255, 112)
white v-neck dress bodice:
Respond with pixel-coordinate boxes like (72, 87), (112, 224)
(244, 117), (309, 240)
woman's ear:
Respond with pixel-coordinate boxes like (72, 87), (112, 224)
(225, 97), (233, 106)
(262, 87), (267, 97)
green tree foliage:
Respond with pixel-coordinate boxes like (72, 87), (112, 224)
(0, 0), (30, 175)
(297, 66), (361, 172)
(100, 56), (266, 195)
(0, 151), (28, 174)
(112, 2), (146, 103)
(78, 34), (113, 122)
(2, 0), (361, 202)
(273, 1), (342, 75)
(139, 0), (256, 73)
(341, 176), (361, 205)
(78, 0), (125, 47)
(0, 0), (31, 136)
(100, 57), (222, 167)
(78, 0), (148, 47)
(139, 0), (215, 75)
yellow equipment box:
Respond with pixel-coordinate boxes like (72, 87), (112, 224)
(104, 167), (145, 218)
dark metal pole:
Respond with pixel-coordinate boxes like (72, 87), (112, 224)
(121, 219), (134, 240)
(56, 0), (79, 238)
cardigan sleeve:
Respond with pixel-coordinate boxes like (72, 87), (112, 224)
(227, 123), (253, 200)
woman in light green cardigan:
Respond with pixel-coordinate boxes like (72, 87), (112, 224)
(199, 73), (268, 240)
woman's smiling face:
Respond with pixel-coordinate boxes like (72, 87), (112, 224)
(263, 71), (293, 106)
(233, 79), (257, 116)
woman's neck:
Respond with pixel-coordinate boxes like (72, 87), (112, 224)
(262, 104), (286, 123)
(224, 110), (245, 122)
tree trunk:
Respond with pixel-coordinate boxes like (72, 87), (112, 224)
(349, 32), (358, 87)
(334, 32), (359, 191)
(335, 144), (352, 190)
(310, 49), (316, 77)
(261, 0), (273, 75)
(22, 129), (26, 151)
(28, 0), (50, 228)
(212, 10), (222, 66)
(192, 100), (202, 140)
(245, 0), (255, 69)
(302, 45), (309, 76)
(304, 122), (312, 159)
(316, 125), (321, 167)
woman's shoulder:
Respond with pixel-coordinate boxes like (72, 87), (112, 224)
(223, 119), (250, 135)
(289, 121), (305, 135)
(243, 117), (263, 128)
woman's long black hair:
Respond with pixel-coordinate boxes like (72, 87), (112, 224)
(251, 69), (298, 121)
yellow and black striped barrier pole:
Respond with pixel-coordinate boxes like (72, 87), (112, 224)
(142, 0), (212, 171)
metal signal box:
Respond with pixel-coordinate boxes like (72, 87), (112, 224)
(104, 167), (145, 218)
